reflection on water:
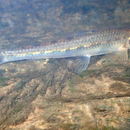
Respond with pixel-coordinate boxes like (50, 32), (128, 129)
(0, 0), (130, 129)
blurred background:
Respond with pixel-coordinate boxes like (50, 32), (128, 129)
(0, 0), (130, 50)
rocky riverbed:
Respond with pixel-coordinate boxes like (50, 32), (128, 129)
(0, 0), (130, 129)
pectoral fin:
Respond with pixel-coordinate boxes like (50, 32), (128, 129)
(67, 56), (91, 74)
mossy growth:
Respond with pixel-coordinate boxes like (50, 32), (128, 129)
(67, 80), (76, 93)
(15, 80), (26, 90)
(12, 103), (24, 113)
(95, 105), (113, 112)
(124, 67), (130, 77)
(128, 50), (130, 59)
(79, 69), (100, 78)
(99, 126), (117, 130)
(59, 123), (117, 130)
(59, 123), (80, 130)
(126, 118), (130, 122)
(0, 76), (9, 87)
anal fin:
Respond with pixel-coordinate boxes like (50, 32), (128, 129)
(67, 56), (91, 74)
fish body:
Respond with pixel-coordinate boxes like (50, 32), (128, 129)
(0, 29), (130, 72)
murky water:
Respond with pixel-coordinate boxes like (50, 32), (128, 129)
(0, 0), (130, 130)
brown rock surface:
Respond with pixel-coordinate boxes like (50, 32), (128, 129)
(0, 0), (130, 129)
(0, 55), (129, 130)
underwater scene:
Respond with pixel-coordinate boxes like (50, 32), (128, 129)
(0, 0), (130, 130)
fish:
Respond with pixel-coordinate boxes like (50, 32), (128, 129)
(0, 29), (130, 73)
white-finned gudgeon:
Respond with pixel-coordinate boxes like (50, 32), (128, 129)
(0, 29), (130, 73)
